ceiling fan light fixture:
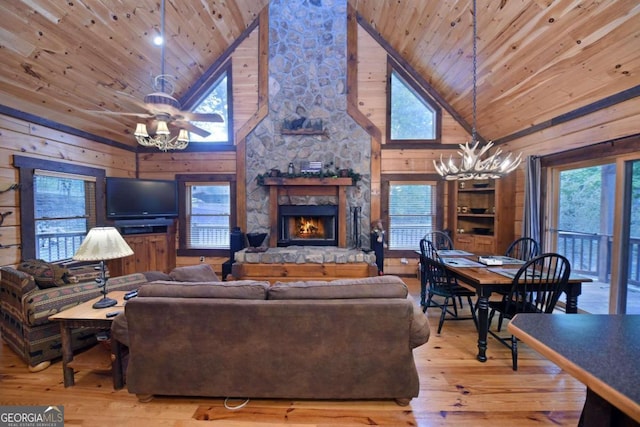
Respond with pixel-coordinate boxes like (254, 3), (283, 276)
(134, 123), (149, 137)
(155, 120), (170, 135)
(433, 0), (522, 181)
(177, 129), (189, 143)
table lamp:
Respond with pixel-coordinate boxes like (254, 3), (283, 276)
(73, 227), (134, 309)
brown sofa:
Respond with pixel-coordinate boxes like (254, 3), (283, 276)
(0, 263), (150, 370)
(112, 274), (430, 405)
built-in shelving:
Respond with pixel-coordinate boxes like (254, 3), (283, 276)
(450, 176), (515, 254)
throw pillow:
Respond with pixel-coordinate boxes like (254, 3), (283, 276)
(169, 263), (220, 282)
(17, 259), (69, 289)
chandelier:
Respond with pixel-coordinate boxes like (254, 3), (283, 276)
(134, 110), (189, 151)
(135, 125), (189, 151)
(434, 0), (522, 181)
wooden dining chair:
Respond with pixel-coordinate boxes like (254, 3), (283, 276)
(423, 231), (454, 250)
(488, 253), (571, 370)
(421, 233), (463, 308)
(505, 237), (540, 261)
(420, 238), (477, 334)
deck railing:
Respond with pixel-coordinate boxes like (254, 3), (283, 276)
(558, 231), (640, 286)
(36, 232), (87, 262)
(389, 226), (433, 250)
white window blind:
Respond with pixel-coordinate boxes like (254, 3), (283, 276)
(388, 182), (436, 250)
(186, 183), (231, 249)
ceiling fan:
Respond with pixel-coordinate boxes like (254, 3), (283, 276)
(111, 75), (224, 138)
(87, 0), (223, 149)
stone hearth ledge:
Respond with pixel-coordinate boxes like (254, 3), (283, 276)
(234, 246), (376, 265)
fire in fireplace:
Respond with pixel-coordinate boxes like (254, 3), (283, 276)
(278, 205), (338, 246)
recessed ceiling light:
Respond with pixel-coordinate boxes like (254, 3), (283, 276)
(153, 35), (164, 46)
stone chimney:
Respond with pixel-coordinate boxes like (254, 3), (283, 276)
(245, 0), (371, 248)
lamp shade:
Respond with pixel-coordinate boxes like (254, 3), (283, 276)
(177, 129), (189, 142)
(134, 123), (149, 137)
(73, 227), (134, 261)
(156, 121), (170, 135)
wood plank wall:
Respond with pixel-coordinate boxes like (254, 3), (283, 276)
(0, 114), (136, 266)
(1, 13), (638, 276)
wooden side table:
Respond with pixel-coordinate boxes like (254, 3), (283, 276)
(49, 291), (127, 388)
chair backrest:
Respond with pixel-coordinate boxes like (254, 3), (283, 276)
(506, 253), (571, 314)
(422, 252), (457, 294)
(505, 237), (540, 261)
(419, 238), (438, 261)
(424, 231), (454, 250)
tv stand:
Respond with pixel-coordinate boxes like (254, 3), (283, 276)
(108, 219), (176, 275)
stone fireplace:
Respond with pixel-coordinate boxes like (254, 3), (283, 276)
(244, 0), (371, 248)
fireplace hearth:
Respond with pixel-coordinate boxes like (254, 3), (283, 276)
(278, 205), (338, 247)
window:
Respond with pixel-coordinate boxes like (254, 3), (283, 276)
(386, 60), (441, 144)
(14, 155), (105, 261)
(182, 63), (233, 147)
(34, 171), (96, 262)
(387, 181), (438, 250)
(186, 183), (230, 248)
(177, 174), (236, 257)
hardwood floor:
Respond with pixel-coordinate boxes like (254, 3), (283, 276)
(0, 278), (585, 426)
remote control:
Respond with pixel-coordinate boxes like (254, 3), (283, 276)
(105, 311), (121, 318)
(124, 290), (138, 300)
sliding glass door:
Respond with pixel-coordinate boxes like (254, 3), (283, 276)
(548, 155), (640, 314)
(617, 159), (640, 313)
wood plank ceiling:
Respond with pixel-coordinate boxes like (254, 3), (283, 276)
(0, 0), (638, 148)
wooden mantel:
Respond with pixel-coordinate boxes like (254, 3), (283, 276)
(262, 177), (354, 247)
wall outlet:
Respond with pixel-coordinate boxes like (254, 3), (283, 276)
(200, 256), (205, 263)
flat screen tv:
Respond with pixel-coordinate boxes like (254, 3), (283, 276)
(106, 177), (178, 219)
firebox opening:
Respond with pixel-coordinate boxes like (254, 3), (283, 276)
(278, 205), (338, 247)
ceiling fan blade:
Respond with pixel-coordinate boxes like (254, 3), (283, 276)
(83, 110), (154, 118)
(181, 112), (224, 123)
(181, 122), (211, 137)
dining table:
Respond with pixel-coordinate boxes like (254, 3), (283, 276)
(433, 250), (592, 362)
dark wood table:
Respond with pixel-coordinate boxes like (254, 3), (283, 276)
(49, 291), (126, 388)
(440, 255), (590, 362)
(508, 314), (640, 426)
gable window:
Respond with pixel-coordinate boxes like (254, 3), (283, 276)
(177, 174), (236, 257)
(14, 155), (105, 262)
(382, 177), (442, 252)
(182, 62), (233, 148)
(387, 60), (441, 144)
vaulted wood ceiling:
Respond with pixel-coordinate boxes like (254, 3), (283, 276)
(1, 0), (638, 148)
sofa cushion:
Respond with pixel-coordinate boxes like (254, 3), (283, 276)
(169, 264), (220, 282)
(17, 259), (69, 289)
(268, 275), (408, 300)
(111, 312), (129, 347)
(138, 280), (269, 300)
(143, 271), (173, 282)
